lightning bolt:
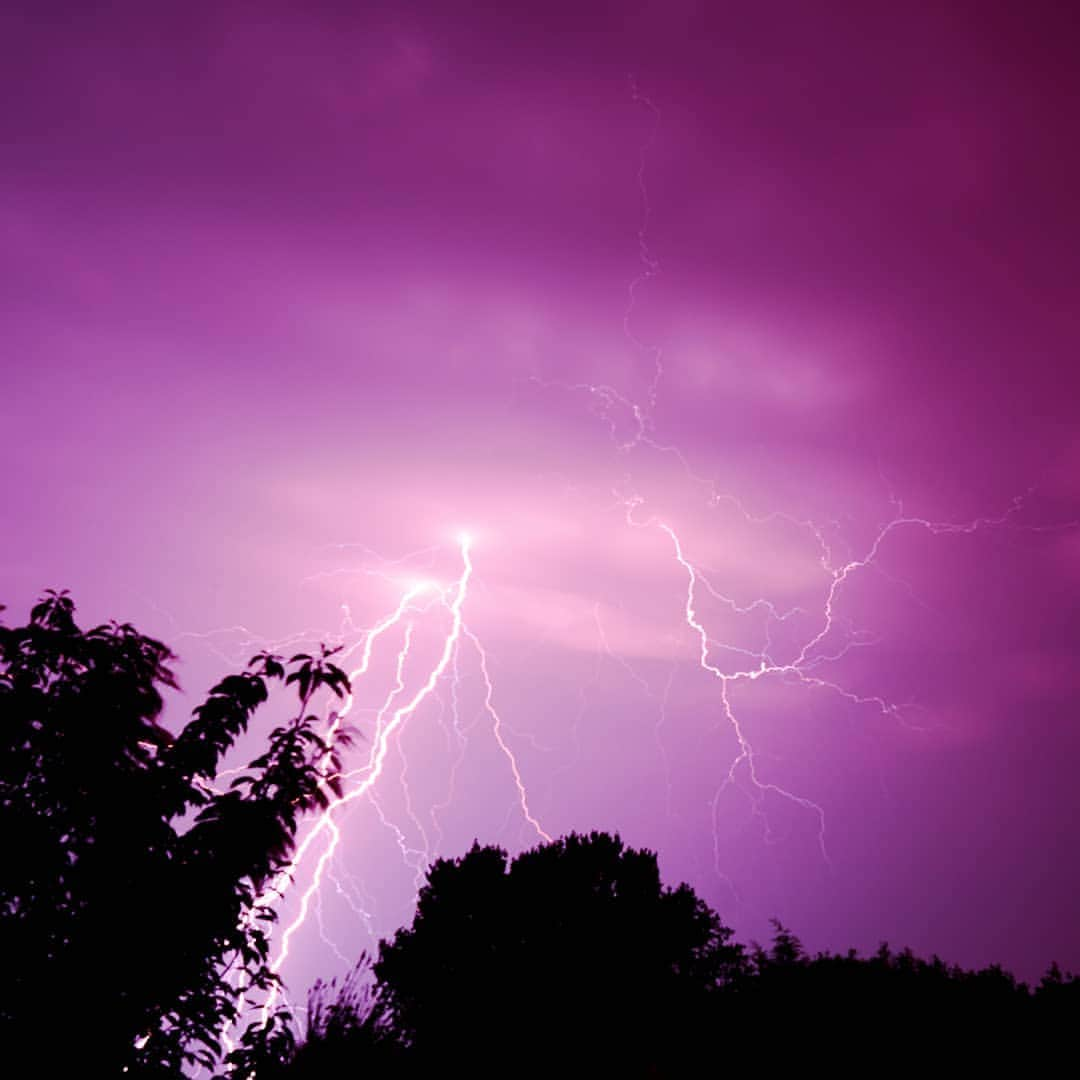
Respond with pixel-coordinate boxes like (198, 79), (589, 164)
(241, 530), (550, 1033)
(465, 625), (552, 844)
(252, 538), (472, 1018)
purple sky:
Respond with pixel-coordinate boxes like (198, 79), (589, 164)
(5, 0), (1080, 994)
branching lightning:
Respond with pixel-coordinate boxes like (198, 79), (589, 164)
(183, 85), (1080, 1064)
(246, 532), (555, 1030)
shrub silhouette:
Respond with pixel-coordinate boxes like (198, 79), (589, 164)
(251, 957), (406, 1079)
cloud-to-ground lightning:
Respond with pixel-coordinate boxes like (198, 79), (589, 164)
(244, 530), (554, 1032)
(252, 541), (472, 1017)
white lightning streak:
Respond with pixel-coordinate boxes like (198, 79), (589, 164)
(255, 537), (474, 1024)
(465, 626), (552, 843)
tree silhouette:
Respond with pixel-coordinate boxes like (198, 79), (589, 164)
(271, 851), (1080, 1076)
(0, 590), (353, 1075)
(737, 923), (1080, 1066)
(370, 831), (746, 1073)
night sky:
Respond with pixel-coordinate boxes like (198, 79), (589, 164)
(4, 1), (1080, 998)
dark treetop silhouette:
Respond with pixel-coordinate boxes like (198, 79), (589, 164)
(375, 831), (745, 1070)
(266, 831), (746, 1078)
(269, 834), (1080, 1078)
(0, 591), (352, 1076)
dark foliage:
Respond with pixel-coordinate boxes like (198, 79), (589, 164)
(0, 591), (353, 1075)
(251, 957), (406, 1080)
(271, 836), (1080, 1077)
(380, 831), (745, 1071)
(280, 832), (746, 1075)
(739, 922), (1080, 1061)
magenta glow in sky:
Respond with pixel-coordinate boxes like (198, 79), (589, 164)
(5, 1), (1080, 993)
